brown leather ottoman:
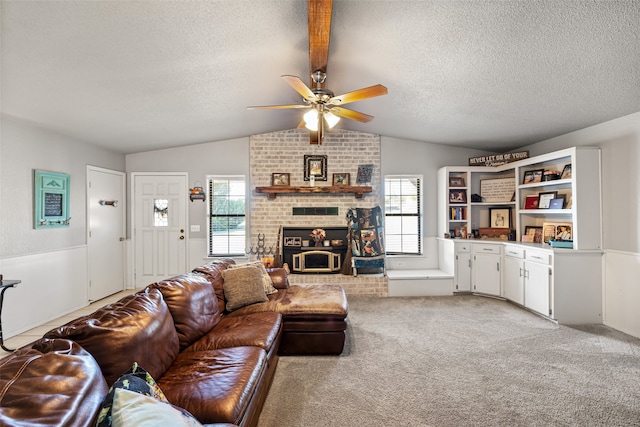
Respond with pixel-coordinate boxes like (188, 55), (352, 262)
(228, 284), (348, 356)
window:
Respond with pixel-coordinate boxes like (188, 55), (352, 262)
(207, 176), (246, 256)
(384, 175), (422, 255)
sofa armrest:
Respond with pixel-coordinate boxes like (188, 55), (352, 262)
(267, 268), (289, 289)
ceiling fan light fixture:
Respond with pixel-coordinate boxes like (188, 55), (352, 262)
(324, 111), (340, 128)
(303, 109), (319, 130)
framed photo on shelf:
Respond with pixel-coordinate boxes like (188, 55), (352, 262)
(549, 196), (565, 209)
(284, 236), (302, 247)
(489, 208), (511, 228)
(561, 164), (572, 179)
(271, 173), (290, 186)
(523, 169), (544, 184)
(449, 189), (467, 204)
(332, 173), (350, 186)
(524, 225), (543, 243)
(524, 195), (539, 209)
(537, 191), (558, 209)
(543, 222), (573, 242)
(304, 155), (327, 181)
(449, 176), (465, 187)
(455, 225), (467, 239)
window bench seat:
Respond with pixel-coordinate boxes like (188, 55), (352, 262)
(387, 269), (454, 296)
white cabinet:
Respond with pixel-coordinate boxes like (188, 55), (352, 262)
(522, 249), (552, 316)
(454, 242), (472, 292)
(503, 245), (525, 304)
(472, 244), (501, 296)
(503, 246), (551, 316)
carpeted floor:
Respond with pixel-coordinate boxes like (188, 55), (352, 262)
(257, 295), (640, 427)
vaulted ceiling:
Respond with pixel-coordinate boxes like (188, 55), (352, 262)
(1, 1), (639, 154)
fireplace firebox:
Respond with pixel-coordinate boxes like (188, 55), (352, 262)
(282, 226), (348, 274)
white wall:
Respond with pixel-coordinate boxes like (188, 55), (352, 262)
(0, 115), (125, 336)
(125, 137), (249, 240)
(521, 111), (640, 337)
(381, 137), (489, 269)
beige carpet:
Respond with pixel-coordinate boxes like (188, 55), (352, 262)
(257, 295), (640, 427)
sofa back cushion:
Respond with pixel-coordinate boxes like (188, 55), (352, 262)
(0, 338), (108, 427)
(44, 288), (179, 385)
(192, 258), (236, 313)
(150, 273), (221, 351)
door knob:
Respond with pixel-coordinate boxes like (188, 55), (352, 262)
(179, 235), (185, 240)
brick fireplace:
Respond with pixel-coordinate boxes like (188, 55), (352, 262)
(249, 129), (388, 296)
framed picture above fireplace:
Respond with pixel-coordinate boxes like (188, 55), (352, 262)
(304, 155), (327, 181)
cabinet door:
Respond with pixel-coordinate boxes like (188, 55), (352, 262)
(473, 253), (501, 296)
(524, 262), (551, 316)
(503, 256), (525, 305)
(454, 253), (472, 292)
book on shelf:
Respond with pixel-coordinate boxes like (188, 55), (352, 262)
(450, 207), (466, 220)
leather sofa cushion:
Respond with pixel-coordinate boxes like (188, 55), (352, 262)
(185, 311), (282, 353)
(45, 288), (179, 385)
(151, 272), (221, 351)
(158, 346), (267, 425)
(266, 268), (289, 289)
(227, 284), (348, 321)
(193, 258), (236, 313)
(0, 338), (108, 427)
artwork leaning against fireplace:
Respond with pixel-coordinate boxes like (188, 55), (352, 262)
(346, 206), (385, 275)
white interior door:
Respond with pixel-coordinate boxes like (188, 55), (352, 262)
(133, 173), (188, 288)
(87, 166), (125, 301)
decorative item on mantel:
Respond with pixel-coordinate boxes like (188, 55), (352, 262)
(310, 228), (326, 247)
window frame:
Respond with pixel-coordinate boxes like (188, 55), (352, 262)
(206, 175), (247, 257)
(383, 174), (423, 255)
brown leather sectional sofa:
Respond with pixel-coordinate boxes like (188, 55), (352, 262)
(0, 259), (348, 427)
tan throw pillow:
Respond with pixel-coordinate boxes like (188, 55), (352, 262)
(228, 261), (278, 295)
(222, 266), (268, 311)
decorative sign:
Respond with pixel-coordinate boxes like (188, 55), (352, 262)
(480, 178), (515, 203)
(44, 193), (64, 216)
(469, 151), (529, 167)
(356, 164), (374, 184)
(34, 170), (70, 229)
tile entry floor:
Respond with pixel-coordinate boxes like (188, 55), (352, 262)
(1, 289), (137, 360)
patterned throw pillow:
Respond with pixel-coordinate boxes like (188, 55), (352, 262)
(228, 261), (278, 295)
(109, 389), (202, 427)
(221, 266), (268, 311)
(96, 362), (199, 427)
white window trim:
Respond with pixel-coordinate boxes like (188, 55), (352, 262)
(384, 174), (424, 256)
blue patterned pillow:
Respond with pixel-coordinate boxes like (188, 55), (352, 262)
(95, 362), (198, 426)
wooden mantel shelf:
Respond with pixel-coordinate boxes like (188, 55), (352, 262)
(255, 185), (373, 199)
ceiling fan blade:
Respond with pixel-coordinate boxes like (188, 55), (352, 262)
(329, 106), (374, 123)
(330, 84), (388, 106)
(247, 104), (310, 110)
(308, 0), (332, 81)
(281, 75), (318, 102)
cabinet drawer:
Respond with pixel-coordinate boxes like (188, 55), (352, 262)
(456, 242), (471, 253)
(526, 250), (551, 264)
(504, 246), (524, 258)
(473, 243), (501, 254)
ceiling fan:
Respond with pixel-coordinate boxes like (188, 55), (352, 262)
(248, 0), (388, 144)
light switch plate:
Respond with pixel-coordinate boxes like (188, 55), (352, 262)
(190, 225), (200, 232)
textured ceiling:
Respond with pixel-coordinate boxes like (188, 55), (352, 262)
(1, 0), (639, 154)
